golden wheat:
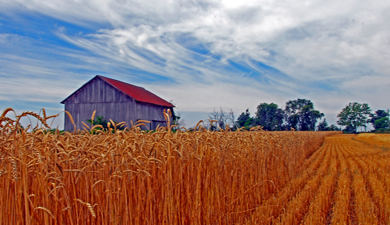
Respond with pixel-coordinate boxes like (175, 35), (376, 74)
(0, 107), (355, 224)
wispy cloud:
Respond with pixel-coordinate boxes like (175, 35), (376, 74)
(1, 0), (390, 127)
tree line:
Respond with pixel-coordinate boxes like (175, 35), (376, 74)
(337, 102), (389, 133)
(233, 98), (333, 131)
(82, 99), (389, 133)
(208, 99), (390, 133)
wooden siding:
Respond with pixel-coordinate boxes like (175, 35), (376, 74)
(64, 77), (130, 104)
(63, 77), (173, 131)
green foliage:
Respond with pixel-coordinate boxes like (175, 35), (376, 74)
(374, 117), (389, 130)
(337, 102), (371, 133)
(374, 128), (390, 133)
(235, 99), (324, 131)
(285, 99), (324, 131)
(254, 103), (285, 131)
(317, 119), (328, 131)
(86, 116), (125, 132)
(317, 119), (341, 131)
(244, 117), (254, 130)
(370, 110), (389, 131)
(87, 116), (108, 129)
(328, 124), (341, 131)
(236, 109), (252, 130)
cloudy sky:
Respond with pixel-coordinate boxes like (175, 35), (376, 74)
(0, 0), (389, 129)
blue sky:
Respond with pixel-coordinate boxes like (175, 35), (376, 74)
(1, 0), (390, 129)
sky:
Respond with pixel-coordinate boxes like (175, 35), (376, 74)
(0, 0), (389, 129)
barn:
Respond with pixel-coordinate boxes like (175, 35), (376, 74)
(61, 75), (175, 131)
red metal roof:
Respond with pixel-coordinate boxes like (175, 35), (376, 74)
(61, 75), (174, 108)
(98, 76), (174, 107)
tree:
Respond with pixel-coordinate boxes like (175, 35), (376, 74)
(374, 117), (389, 130)
(328, 124), (341, 131)
(254, 103), (285, 131)
(370, 110), (389, 130)
(172, 111), (185, 130)
(337, 102), (371, 133)
(317, 119), (341, 131)
(209, 108), (235, 130)
(236, 109), (253, 130)
(227, 109), (236, 130)
(285, 99), (324, 131)
(317, 119), (328, 131)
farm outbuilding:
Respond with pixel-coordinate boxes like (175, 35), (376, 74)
(61, 75), (175, 131)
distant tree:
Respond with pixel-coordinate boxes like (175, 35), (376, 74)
(244, 117), (254, 129)
(236, 109), (253, 130)
(317, 119), (341, 131)
(254, 103), (285, 131)
(172, 111), (185, 130)
(209, 108), (234, 130)
(337, 102), (371, 133)
(370, 110), (389, 130)
(374, 117), (389, 130)
(317, 119), (328, 131)
(328, 124), (341, 131)
(228, 109), (236, 130)
(373, 109), (389, 118)
(301, 104), (324, 131)
(285, 99), (324, 131)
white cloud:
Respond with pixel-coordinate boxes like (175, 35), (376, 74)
(1, 0), (390, 128)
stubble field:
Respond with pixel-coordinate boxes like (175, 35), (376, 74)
(1, 108), (389, 224)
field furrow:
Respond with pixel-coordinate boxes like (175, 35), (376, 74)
(349, 155), (378, 223)
(253, 134), (390, 225)
(251, 142), (332, 223)
(303, 140), (339, 224)
(330, 139), (352, 224)
(352, 149), (390, 223)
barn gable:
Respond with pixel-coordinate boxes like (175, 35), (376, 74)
(61, 75), (175, 131)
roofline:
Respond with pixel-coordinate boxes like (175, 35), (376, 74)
(61, 75), (176, 108)
(133, 99), (176, 108)
(97, 75), (175, 108)
(60, 75), (101, 104)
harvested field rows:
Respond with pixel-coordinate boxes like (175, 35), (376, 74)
(250, 134), (390, 224)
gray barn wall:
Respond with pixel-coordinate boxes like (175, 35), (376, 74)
(63, 77), (173, 131)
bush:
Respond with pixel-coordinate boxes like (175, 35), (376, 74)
(86, 116), (125, 133)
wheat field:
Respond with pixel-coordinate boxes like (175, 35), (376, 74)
(2, 108), (389, 224)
